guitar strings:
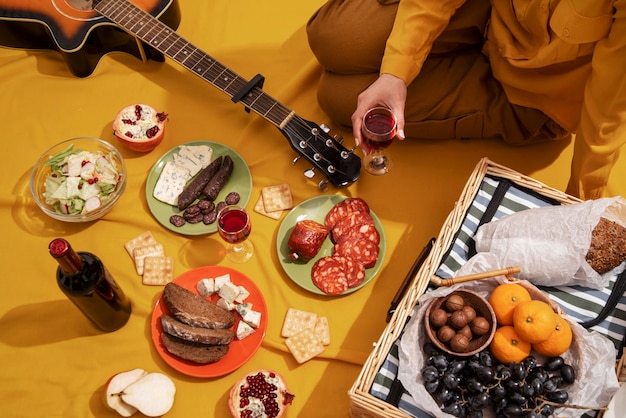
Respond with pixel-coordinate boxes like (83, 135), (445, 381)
(95, 0), (355, 177)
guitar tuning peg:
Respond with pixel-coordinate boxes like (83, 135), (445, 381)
(304, 168), (316, 179)
(292, 155), (301, 165)
(318, 180), (329, 191)
(333, 133), (344, 144)
(340, 146), (357, 159)
(319, 124), (331, 134)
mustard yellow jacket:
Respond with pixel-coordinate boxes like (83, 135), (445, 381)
(381, 0), (625, 199)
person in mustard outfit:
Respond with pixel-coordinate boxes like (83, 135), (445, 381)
(306, 0), (624, 200)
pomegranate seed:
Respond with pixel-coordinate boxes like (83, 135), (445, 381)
(134, 105), (142, 120)
(122, 118), (136, 125)
(156, 111), (168, 122)
(125, 131), (134, 138)
(146, 126), (160, 139)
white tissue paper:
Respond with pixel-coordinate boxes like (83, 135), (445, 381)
(474, 196), (626, 289)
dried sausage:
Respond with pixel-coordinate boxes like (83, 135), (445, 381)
(331, 211), (374, 243)
(288, 220), (329, 261)
(311, 256), (349, 295)
(342, 256), (366, 288)
(203, 155), (234, 201)
(324, 197), (370, 229)
(333, 237), (379, 269)
(177, 156), (223, 210)
(169, 215), (186, 227)
(338, 223), (381, 245)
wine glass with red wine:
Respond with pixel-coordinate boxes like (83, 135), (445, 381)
(217, 205), (253, 263)
(362, 106), (398, 175)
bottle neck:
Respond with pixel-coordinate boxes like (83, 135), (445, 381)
(49, 238), (83, 275)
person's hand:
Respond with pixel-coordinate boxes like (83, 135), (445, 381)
(351, 73), (407, 154)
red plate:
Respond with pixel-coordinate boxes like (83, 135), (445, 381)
(150, 266), (267, 378)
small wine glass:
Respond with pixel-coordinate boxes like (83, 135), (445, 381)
(217, 205), (253, 263)
(361, 106), (397, 175)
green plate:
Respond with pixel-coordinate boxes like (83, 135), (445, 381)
(146, 141), (252, 235)
(276, 195), (386, 295)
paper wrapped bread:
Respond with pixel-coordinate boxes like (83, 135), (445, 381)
(474, 197), (626, 288)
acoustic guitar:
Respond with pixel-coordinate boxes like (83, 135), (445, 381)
(0, 0), (361, 189)
(0, 0), (180, 77)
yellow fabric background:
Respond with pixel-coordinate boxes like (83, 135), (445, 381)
(1, 1), (625, 417)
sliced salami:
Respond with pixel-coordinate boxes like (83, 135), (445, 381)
(338, 222), (381, 246)
(333, 237), (380, 269)
(331, 211), (374, 243)
(311, 256), (349, 295)
(324, 197), (370, 229)
(341, 256), (366, 288)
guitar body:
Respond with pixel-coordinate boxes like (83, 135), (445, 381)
(0, 0), (180, 77)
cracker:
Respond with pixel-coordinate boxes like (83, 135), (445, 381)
(254, 195), (283, 220)
(261, 184), (293, 212)
(314, 316), (331, 346)
(142, 256), (174, 285)
(285, 328), (325, 363)
(281, 308), (318, 338)
(133, 243), (164, 275)
(124, 231), (158, 259)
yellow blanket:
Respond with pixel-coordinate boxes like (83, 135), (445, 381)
(1, 0), (624, 417)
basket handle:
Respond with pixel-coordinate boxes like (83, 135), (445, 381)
(431, 266), (520, 286)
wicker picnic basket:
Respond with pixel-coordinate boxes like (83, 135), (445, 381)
(348, 157), (625, 418)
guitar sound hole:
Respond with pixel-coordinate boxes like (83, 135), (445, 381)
(67, 0), (93, 11)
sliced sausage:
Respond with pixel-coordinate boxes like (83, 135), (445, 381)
(311, 256), (349, 295)
(331, 211), (374, 243)
(337, 223), (381, 246)
(324, 197), (370, 229)
(333, 237), (380, 269)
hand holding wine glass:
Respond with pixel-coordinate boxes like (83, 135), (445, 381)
(362, 106), (398, 175)
(217, 205), (253, 263)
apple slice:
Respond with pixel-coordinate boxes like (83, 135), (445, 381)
(120, 372), (176, 417)
(104, 368), (148, 417)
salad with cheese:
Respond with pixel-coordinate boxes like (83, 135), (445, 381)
(43, 144), (122, 215)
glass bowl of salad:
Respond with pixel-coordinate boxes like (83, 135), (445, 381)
(30, 137), (127, 222)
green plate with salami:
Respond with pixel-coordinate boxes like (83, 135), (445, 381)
(276, 195), (386, 295)
(146, 141), (252, 235)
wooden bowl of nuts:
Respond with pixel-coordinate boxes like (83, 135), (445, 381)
(424, 289), (496, 356)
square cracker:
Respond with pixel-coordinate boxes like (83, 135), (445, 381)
(142, 256), (174, 285)
(281, 308), (318, 338)
(124, 231), (158, 258)
(133, 243), (164, 276)
(285, 328), (325, 363)
(254, 195), (282, 220)
(314, 316), (331, 346)
(261, 184), (293, 212)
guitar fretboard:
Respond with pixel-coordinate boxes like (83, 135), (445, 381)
(93, 0), (294, 128)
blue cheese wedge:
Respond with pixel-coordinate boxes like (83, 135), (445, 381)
(236, 321), (256, 340)
(196, 278), (215, 297)
(217, 297), (237, 311)
(172, 145), (213, 176)
(153, 161), (191, 205)
(242, 309), (262, 329)
(235, 302), (253, 318)
(235, 286), (250, 303)
(218, 281), (241, 303)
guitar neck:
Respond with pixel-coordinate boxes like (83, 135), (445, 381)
(93, 0), (292, 129)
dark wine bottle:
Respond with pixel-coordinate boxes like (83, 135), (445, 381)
(49, 238), (132, 332)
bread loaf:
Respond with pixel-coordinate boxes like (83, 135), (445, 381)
(586, 217), (626, 274)
(161, 332), (229, 364)
(163, 282), (236, 329)
(160, 314), (234, 345)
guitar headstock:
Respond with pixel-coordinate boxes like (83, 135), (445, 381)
(280, 117), (361, 189)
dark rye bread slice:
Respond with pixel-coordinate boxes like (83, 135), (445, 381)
(160, 314), (235, 345)
(163, 282), (236, 329)
(161, 332), (229, 364)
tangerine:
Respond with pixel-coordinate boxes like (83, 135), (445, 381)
(512, 300), (557, 344)
(532, 314), (573, 357)
(490, 325), (531, 364)
(488, 283), (532, 325)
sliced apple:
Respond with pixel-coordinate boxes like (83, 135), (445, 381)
(104, 368), (148, 417)
(120, 372), (176, 417)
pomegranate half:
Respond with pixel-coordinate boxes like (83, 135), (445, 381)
(112, 103), (167, 152)
(228, 369), (295, 418)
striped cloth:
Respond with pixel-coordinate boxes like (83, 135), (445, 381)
(369, 174), (625, 417)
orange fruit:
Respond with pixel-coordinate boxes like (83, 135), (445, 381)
(532, 314), (573, 357)
(491, 325), (531, 364)
(488, 283), (532, 325)
(512, 300), (557, 344)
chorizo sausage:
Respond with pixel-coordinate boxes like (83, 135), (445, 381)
(287, 220), (329, 261)
(324, 197), (370, 229)
(311, 256), (349, 295)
